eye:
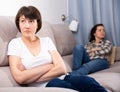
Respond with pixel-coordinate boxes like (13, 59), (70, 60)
(101, 29), (105, 32)
(98, 29), (104, 32)
(29, 20), (34, 23)
(20, 19), (26, 23)
(29, 19), (36, 23)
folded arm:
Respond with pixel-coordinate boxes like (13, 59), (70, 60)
(8, 55), (52, 84)
(85, 40), (112, 56)
(36, 50), (67, 82)
(94, 40), (112, 55)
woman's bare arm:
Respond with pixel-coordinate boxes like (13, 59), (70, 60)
(36, 50), (67, 82)
(9, 55), (52, 84)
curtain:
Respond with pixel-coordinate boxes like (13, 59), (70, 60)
(68, 0), (120, 46)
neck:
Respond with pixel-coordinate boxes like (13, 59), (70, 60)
(22, 36), (38, 43)
(95, 38), (102, 43)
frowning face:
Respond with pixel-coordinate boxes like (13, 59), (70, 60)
(19, 15), (38, 38)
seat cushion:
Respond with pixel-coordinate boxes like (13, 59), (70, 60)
(0, 87), (77, 92)
(89, 72), (120, 92)
(0, 66), (20, 87)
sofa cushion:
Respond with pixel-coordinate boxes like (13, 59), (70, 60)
(89, 72), (120, 92)
(107, 46), (116, 65)
(0, 16), (18, 66)
(52, 24), (75, 56)
(62, 55), (73, 72)
(115, 47), (120, 61)
(0, 87), (77, 92)
(0, 67), (20, 87)
(36, 21), (56, 46)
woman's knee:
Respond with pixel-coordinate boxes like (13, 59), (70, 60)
(74, 44), (84, 52)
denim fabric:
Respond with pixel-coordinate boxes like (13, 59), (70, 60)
(73, 44), (90, 70)
(46, 75), (107, 92)
(71, 44), (109, 76)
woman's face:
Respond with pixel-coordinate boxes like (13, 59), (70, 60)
(19, 15), (38, 38)
(94, 26), (105, 40)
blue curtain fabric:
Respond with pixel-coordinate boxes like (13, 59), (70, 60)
(68, 0), (120, 46)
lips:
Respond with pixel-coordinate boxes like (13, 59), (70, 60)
(24, 30), (31, 33)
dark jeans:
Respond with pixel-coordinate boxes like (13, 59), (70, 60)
(46, 75), (107, 92)
(70, 44), (109, 76)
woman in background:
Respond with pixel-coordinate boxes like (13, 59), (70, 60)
(70, 24), (112, 76)
(7, 6), (107, 92)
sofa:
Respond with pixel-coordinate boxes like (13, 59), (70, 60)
(0, 16), (120, 92)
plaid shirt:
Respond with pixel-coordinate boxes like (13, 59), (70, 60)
(84, 40), (112, 60)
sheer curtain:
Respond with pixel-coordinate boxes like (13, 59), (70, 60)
(68, 0), (120, 46)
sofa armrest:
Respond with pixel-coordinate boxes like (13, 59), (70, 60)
(107, 46), (116, 65)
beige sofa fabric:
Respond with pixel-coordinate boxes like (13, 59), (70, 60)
(51, 24), (75, 56)
(115, 47), (120, 61)
(89, 72), (120, 92)
(0, 87), (77, 92)
(107, 46), (117, 65)
(62, 55), (73, 72)
(36, 21), (56, 46)
(0, 67), (19, 87)
(0, 17), (18, 66)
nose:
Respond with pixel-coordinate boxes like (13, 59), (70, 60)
(25, 21), (30, 28)
(102, 31), (105, 34)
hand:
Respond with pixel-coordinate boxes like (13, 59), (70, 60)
(91, 47), (101, 52)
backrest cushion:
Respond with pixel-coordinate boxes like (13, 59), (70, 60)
(0, 16), (18, 66)
(52, 24), (76, 56)
(36, 21), (56, 46)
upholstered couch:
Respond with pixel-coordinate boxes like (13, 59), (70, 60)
(0, 16), (120, 92)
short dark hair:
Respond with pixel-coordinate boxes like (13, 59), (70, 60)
(15, 6), (42, 33)
(89, 24), (104, 42)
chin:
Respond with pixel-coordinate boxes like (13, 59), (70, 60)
(24, 34), (30, 36)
